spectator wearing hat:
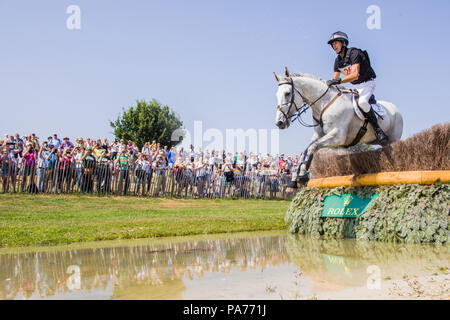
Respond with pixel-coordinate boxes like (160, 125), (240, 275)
(75, 138), (84, 149)
(61, 137), (74, 150)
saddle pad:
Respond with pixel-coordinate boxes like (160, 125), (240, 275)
(353, 96), (387, 121)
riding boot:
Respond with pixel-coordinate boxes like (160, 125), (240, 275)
(362, 107), (389, 146)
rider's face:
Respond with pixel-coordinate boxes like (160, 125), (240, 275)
(331, 40), (343, 54)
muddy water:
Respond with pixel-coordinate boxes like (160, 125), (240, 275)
(0, 231), (448, 300)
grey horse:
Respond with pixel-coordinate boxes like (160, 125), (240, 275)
(274, 67), (403, 187)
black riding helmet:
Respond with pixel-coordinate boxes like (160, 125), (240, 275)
(327, 31), (349, 46)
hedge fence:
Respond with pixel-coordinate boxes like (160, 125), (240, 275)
(286, 183), (449, 244)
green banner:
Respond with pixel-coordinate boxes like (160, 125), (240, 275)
(321, 193), (378, 218)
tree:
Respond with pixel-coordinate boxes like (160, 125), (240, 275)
(110, 99), (184, 149)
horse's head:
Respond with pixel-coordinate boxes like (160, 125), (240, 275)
(274, 67), (304, 129)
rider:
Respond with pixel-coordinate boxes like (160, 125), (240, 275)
(326, 31), (388, 145)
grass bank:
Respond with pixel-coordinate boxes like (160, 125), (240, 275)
(0, 194), (290, 247)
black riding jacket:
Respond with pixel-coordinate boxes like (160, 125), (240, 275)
(333, 47), (376, 85)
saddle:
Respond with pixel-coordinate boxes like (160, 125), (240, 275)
(313, 88), (386, 147)
(352, 93), (385, 121)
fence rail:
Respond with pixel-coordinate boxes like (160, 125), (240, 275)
(0, 160), (295, 200)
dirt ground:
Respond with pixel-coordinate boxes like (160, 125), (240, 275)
(313, 272), (450, 300)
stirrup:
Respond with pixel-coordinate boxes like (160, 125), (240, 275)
(373, 122), (389, 146)
(376, 130), (389, 146)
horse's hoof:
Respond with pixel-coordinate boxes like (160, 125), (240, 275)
(297, 174), (310, 185)
(287, 180), (298, 189)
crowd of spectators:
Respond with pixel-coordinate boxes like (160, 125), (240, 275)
(0, 133), (300, 198)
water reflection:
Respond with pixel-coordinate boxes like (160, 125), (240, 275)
(0, 232), (289, 300)
(0, 232), (448, 300)
(286, 235), (449, 292)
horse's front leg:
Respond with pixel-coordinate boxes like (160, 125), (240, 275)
(288, 131), (320, 188)
(291, 128), (344, 187)
(291, 138), (318, 184)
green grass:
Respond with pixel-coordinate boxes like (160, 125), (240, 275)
(0, 194), (290, 247)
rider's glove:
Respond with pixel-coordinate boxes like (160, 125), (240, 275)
(326, 78), (341, 86)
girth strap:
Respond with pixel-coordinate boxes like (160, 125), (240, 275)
(313, 92), (342, 127)
(347, 118), (369, 147)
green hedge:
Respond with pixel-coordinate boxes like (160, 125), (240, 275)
(285, 183), (449, 244)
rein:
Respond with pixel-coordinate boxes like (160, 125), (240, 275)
(278, 78), (345, 128)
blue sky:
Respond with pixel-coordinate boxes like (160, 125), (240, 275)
(0, 0), (449, 155)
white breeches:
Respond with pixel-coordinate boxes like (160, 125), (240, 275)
(349, 80), (375, 113)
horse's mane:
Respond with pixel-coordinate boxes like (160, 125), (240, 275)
(289, 72), (347, 90)
(291, 72), (326, 83)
